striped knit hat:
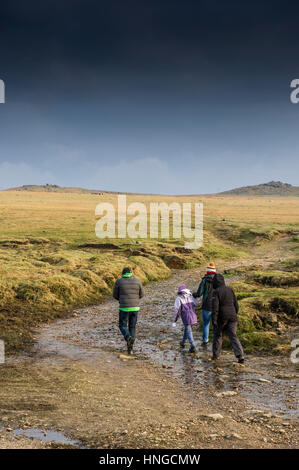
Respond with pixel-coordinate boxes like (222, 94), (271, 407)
(206, 262), (216, 274)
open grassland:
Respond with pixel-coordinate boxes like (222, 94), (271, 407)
(0, 190), (298, 353)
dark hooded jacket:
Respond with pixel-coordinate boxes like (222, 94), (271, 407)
(193, 274), (215, 311)
(212, 274), (239, 325)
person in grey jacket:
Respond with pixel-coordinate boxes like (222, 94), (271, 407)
(113, 267), (144, 354)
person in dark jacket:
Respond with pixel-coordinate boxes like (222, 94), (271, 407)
(113, 267), (144, 354)
(193, 262), (216, 346)
(212, 273), (244, 363)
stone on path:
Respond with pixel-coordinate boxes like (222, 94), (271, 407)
(216, 391), (238, 397)
(118, 354), (135, 360)
(205, 413), (224, 421)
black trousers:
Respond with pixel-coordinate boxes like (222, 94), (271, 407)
(213, 320), (244, 359)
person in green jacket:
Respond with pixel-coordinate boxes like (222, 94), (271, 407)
(193, 262), (216, 346)
(113, 267), (144, 354)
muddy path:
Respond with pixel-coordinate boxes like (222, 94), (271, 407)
(0, 238), (298, 449)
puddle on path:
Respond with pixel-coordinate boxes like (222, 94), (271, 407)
(13, 428), (82, 446)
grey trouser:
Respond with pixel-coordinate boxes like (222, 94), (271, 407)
(213, 320), (244, 359)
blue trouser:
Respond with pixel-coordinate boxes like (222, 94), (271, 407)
(202, 309), (212, 343)
(119, 310), (138, 341)
(181, 325), (195, 347)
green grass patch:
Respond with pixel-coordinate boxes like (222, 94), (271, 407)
(247, 270), (299, 287)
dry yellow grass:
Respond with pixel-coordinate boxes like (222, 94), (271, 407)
(0, 191), (298, 242)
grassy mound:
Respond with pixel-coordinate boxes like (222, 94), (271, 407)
(247, 270), (299, 287)
(229, 273), (299, 353)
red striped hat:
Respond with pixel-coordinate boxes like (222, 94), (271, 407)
(206, 262), (216, 274)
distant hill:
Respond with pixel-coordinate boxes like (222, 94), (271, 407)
(218, 181), (299, 197)
(3, 184), (157, 196)
(5, 184), (118, 195)
(6, 184), (98, 194)
(3, 181), (299, 197)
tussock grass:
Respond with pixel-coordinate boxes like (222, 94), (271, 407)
(230, 268), (299, 353)
(280, 258), (299, 271)
(247, 270), (299, 287)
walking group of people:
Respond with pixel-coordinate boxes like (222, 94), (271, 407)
(113, 262), (244, 363)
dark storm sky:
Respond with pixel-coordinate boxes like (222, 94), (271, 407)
(0, 0), (299, 193)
